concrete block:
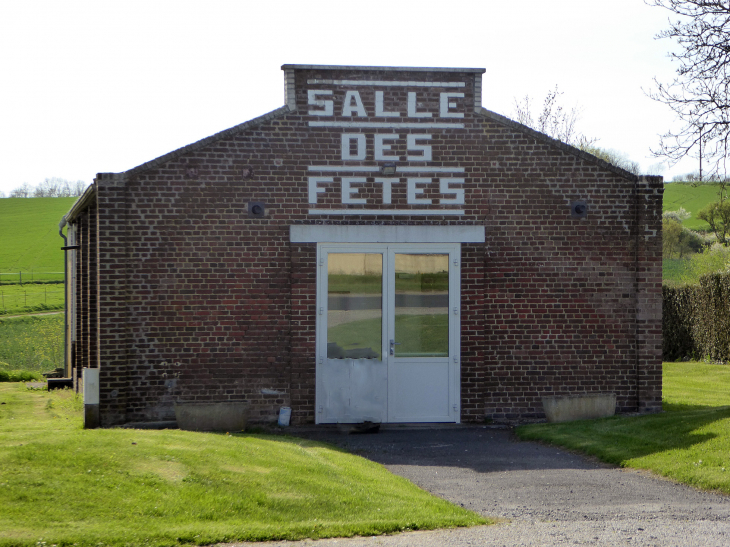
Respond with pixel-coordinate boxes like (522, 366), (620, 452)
(174, 402), (249, 432)
(542, 393), (616, 423)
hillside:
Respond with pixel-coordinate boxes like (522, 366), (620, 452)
(662, 182), (725, 231)
(0, 197), (78, 275)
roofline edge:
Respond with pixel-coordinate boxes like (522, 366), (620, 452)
(124, 105), (292, 178)
(476, 107), (641, 181)
(281, 64), (486, 74)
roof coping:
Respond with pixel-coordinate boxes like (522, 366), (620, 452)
(281, 64), (486, 74)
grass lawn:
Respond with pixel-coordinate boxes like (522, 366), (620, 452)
(663, 362), (730, 410)
(0, 283), (64, 315)
(0, 384), (487, 547)
(0, 315), (63, 374)
(517, 362), (730, 495)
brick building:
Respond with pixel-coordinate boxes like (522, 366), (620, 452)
(62, 64), (663, 427)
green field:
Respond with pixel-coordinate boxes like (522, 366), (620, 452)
(662, 182), (726, 230)
(0, 197), (77, 276)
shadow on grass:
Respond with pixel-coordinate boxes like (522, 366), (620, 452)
(517, 406), (730, 466)
(663, 401), (730, 412)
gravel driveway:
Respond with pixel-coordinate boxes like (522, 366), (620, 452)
(229, 426), (730, 547)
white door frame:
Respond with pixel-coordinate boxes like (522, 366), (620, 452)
(315, 242), (461, 424)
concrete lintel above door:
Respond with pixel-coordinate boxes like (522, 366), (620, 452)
(290, 225), (485, 244)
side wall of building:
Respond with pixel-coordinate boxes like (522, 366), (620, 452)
(69, 197), (98, 395)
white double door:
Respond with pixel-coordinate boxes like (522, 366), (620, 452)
(316, 243), (460, 423)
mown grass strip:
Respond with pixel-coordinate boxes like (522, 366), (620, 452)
(664, 361), (730, 410)
(0, 315), (63, 373)
(0, 384), (488, 547)
(516, 362), (730, 496)
(0, 283), (64, 315)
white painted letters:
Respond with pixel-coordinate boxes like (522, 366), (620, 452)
(375, 178), (400, 204)
(308, 176), (464, 208)
(406, 134), (432, 161)
(306, 81), (468, 214)
(308, 89), (466, 120)
(439, 178), (465, 204)
(308, 90), (333, 116)
(407, 178), (432, 204)
(439, 92), (464, 118)
(407, 92), (432, 118)
(375, 91), (400, 117)
(308, 176), (332, 204)
(341, 134), (367, 160)
(374, 134), (400, 161)
(341, 177), (367, 204)
(342, 91), (367, 117)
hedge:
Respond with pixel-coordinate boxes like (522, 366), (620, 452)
(663, 273), (730, 362)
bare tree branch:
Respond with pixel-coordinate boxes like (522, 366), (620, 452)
(512, 85), (597, 148)
(648, 0), (730, 179)
(6, 178), (88, 198)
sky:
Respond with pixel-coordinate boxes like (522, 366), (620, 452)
(0, 0), (697, 196)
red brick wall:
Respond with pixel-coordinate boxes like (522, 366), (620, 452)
(69, 66), (662, 425)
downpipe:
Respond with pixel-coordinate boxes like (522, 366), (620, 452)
(58, 217), (68, 378)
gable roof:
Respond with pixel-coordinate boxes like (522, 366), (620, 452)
(477, 107), (639, 181)
(124, 106), (292, 178)
(93, 65), (639, 185)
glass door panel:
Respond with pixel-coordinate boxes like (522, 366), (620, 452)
(317, 244), (459, 424)
(393, 254), (449, 357)
(327, 253), (383, 360)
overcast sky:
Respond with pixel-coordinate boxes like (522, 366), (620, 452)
(0, 0), (695, 196)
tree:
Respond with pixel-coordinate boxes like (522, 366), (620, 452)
(7, 178), (87, 198)
(513, 88), (643, 173)
(512, 85), (597, 148)
(34, 178), (62, 197)
(649, 1), (730, 179)
(70, 179), (87, 196)
(580, 146), (642, 175)
(697, 199), (730, 245)
(9, 183), (33, 198)
(663, 207), (701, 257)
(663, 216), (685, 257)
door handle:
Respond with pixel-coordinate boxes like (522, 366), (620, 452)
(389, 339), (401, 355)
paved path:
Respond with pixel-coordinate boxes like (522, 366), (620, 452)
(0, 311), (62, 320)
(229, 426), (730, 547)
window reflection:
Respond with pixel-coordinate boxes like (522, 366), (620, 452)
(394, 254), (449, 357)
(327, 253), (382, 360)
